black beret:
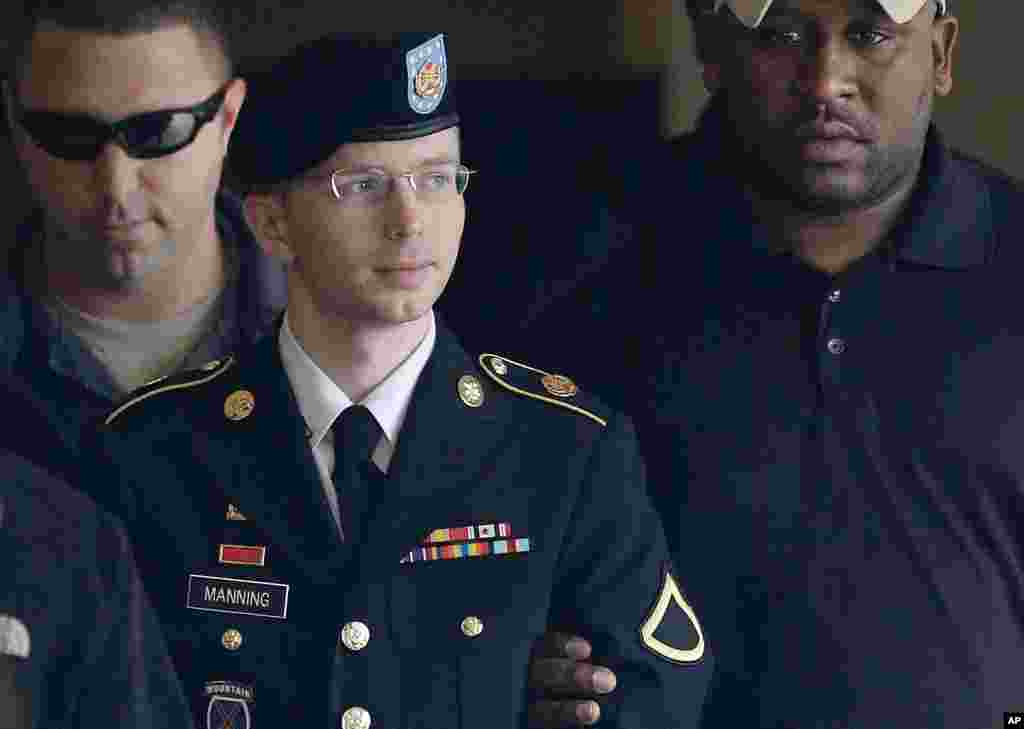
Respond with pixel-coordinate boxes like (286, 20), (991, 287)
(229, 32), (458, 186)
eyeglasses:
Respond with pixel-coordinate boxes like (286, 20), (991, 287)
(13, 82), (231, 161)
(317, 163), (475, 207)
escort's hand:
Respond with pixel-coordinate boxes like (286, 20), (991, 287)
(527, 632), (618, 727)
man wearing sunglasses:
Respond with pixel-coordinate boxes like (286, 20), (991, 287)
(523, 1), (1024, 728)
(1, 0), (285, 459)
(86, 32), (712, 729)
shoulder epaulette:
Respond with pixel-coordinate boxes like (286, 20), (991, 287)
(104, 356), (235, 427)
(477, 353), (608, 427)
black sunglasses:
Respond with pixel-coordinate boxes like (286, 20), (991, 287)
(14, 82), (231, 161)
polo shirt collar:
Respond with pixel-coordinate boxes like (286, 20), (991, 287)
(886, 125), (992, 269)
(692, 100), (993, 270)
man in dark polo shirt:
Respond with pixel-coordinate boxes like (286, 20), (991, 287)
(522, 0), (1024, 727)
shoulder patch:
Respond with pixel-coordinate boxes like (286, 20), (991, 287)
(639, 563), (706, 664)
(104, 356), (235, 427)
(477, 353), (607, 427)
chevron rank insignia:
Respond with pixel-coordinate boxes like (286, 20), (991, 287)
(639, 563), (706, 664)
(477, 353), (608, 427)
(105, 356), (235, 426)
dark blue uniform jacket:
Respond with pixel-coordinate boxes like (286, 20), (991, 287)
(85, 320), (712, 728)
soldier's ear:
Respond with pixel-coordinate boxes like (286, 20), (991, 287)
(244, 191), (295, 264)
(931, 13), (958, 97)
(218, 77), (247, 151)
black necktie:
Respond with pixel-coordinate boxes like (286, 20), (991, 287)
(332, 405), (383, 544)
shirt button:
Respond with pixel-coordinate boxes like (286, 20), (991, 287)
(827, 338), (846, 355)
(828, 289), (841, 303)
(461, 615), (484, 637)
(221, 628), (243, 652)
(339, 621), (371, 652)
(341, 706), (371, 729)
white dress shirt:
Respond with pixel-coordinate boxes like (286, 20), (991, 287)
(279, 311), (436, 529)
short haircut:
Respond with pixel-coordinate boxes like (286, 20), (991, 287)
(7, 0), (234, 86)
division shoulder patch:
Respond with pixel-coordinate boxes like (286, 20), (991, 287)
(204, 681), (254, 729)
(477, 353), (608, 427)
(639, 563), (706, 664)
(104, 356), (235, 427)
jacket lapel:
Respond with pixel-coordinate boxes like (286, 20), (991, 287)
(198, 320), (515, 583)
(360, 320), (514, 571)
(196, 333), (350, 585)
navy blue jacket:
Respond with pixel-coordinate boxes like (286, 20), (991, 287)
(83, 320), (712, 728)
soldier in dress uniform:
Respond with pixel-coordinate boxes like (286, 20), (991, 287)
(86, 33), (712, 729)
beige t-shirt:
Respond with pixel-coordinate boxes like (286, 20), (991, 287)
(49, 291), (223, 395)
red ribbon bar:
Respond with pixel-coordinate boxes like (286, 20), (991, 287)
(218, 544), (267, 567)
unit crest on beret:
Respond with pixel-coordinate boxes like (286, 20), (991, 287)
(477, 354), (607, 427)
(104, 356), (235, 426)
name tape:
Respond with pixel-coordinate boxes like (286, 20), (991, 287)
(187, 575), (290, 619)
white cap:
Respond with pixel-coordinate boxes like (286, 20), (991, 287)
(0, 617), (30, 660)
(717, 0), (946, 28)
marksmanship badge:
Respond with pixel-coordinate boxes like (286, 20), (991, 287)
(407, 34), (447, 115)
